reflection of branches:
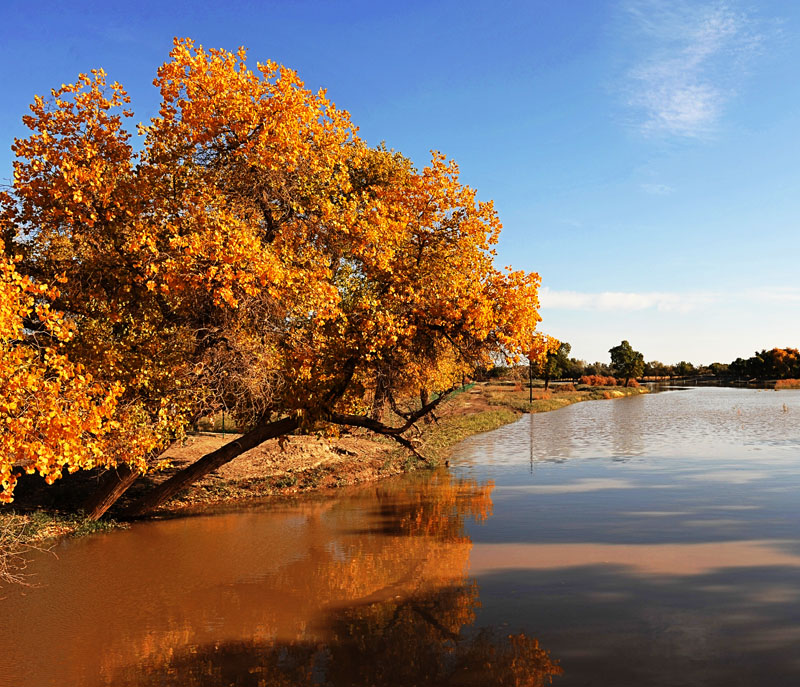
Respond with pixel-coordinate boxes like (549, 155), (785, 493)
(373, 472), (494, 541)
(111, 584), (561, 687)
(102, 473), (502, 683)
(410, 602), (460, 641)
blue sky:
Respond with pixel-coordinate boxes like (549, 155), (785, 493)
(1, 0), (798, 365)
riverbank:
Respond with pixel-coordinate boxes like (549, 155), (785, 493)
(1, 381), (647, 577)
(113, 381), (647, 513)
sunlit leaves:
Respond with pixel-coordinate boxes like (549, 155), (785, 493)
(3, 37), (546, 497)
(0, 249), (121, 502)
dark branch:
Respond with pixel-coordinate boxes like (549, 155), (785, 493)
(328, 385), (457, 461)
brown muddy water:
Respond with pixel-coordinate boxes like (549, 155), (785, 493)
(3, 387), (800, 686)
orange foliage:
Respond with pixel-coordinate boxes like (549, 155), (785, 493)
(0, 247), (120, 501)
(3, 39), (545, 496)
(580, 375), (618, 386)
(775, 379), (800, 389)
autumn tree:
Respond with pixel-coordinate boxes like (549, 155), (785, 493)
(609, 340), (644, 387)
(4, 39), (545, 517)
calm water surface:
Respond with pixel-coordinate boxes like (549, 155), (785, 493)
(3, 387), (800, 686)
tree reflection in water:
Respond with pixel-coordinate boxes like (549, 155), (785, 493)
(115, 587), (561, 686)
(111, 472), (561, 686)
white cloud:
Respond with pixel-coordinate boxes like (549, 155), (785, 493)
(539, 286), (717, 313)
(620, 0), (763, 138)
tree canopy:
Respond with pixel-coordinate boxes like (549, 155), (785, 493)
(608, 340), (644, 387)
(0, 39), (544, 512)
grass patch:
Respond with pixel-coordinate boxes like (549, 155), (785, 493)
(273, 474), (298, 489)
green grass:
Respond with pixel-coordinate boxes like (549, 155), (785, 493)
(19, 510), (127, 538)
(273, 474), (298, 489)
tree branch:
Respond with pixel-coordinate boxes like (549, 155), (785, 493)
(328, 385), (457, 461)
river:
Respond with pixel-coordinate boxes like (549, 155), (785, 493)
(2, 387), (800, 686)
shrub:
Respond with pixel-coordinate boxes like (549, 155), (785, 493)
(776, 379), (800, 389)
(580, 375), (618, 387)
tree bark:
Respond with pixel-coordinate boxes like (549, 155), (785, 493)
(124, 415), (299, 517)
(82, 464), (141, 521)
(419, 388), (430, 424)
(371, 375), (389, 421)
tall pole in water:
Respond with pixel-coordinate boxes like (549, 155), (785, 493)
(529, 358), (533, 404)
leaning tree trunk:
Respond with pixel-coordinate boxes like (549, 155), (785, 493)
(124, 415), (300, 517)
(82, 464), (141, 521)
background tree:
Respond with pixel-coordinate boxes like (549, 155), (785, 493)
(643, 360), (670, 379)
(584, 361), (612, 377)
(541, 341), (571, 390)
(709, 362), (730, 378)
(608, 340), (644, 387)
(674, 361), (696, 378)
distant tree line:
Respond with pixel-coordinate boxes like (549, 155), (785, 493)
(642, 348), (800, 381)
(482, 345), (800, 384)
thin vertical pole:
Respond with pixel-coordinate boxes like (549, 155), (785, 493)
(529, 359), (533, 404)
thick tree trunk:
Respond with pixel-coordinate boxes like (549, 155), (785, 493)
(82, 464), (141, 521)
(124, 415), (299, 517)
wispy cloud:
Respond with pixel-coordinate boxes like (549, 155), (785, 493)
(640, 182), (674, 195)
(541, 285), (800, 313)
(620, 1), (763, 138)
(540, 287), (718, 313)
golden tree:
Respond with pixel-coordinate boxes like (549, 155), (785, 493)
(4, 39), (545, 516)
